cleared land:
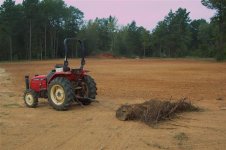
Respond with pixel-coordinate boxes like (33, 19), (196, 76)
(0, 59), (226, 150)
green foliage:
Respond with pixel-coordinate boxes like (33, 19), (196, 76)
(151, 8), (192, 57)
(0, 0), (24, 60)
(78, 16), (117, 55)
(202, 0), (226, 60)
(189, 19), (207, 50)
(0, 0), (84, 60)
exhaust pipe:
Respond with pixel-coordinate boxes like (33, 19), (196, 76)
(25, 75), (29, 90)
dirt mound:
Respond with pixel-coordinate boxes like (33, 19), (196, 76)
(116, 98), (199, 126)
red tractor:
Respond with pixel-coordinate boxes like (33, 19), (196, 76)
(23, 38), (97, 110)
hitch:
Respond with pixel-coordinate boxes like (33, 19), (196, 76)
(76, 96), (100, 103)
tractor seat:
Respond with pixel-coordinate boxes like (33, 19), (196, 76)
(55, 64), (70, 72)
(55, 64), (63, 68)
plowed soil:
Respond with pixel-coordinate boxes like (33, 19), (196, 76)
(0, 58), (226, 150)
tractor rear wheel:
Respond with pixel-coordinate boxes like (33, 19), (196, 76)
(79, 75), (97, 105)
(48, 77), (75, 110)
(24, 89), (38, 108)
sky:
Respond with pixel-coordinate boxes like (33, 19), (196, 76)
(11, 0), (216, 30)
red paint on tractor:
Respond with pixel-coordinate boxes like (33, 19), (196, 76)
(30, 75), (47, 92)
(30, 69), (88, 92)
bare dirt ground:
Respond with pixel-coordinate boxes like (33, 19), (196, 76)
(0, 58), (226, 150)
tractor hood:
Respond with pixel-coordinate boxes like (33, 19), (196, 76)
(30, 75), (47, 92)
(31, 75), (47, 80)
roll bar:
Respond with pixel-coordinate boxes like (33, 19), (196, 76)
(63, 38), (86, 69)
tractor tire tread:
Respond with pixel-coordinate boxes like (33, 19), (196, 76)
(82, 75), (97, 105)
(48, 77), (75, 111)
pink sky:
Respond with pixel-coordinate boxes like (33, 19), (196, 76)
(11, 0), (215, 30)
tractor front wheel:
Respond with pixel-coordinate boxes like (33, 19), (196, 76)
(48, 77), (75, 111)
(24, 89), (38, 108)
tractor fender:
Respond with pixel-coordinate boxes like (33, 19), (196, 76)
(47, 72), (75, 84)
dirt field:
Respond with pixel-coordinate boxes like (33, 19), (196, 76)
(0, 58), (226, 150)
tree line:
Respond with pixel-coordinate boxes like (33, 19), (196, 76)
(0, 0), (225, 61)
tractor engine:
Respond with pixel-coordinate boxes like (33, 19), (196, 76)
(26, 75), (48, 98)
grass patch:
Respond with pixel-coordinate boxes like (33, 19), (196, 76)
(152, 143), (169, 149)
(174, 132), (188, 141)
(2, 103), (21, 108)
(174, 132), (188, 146)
